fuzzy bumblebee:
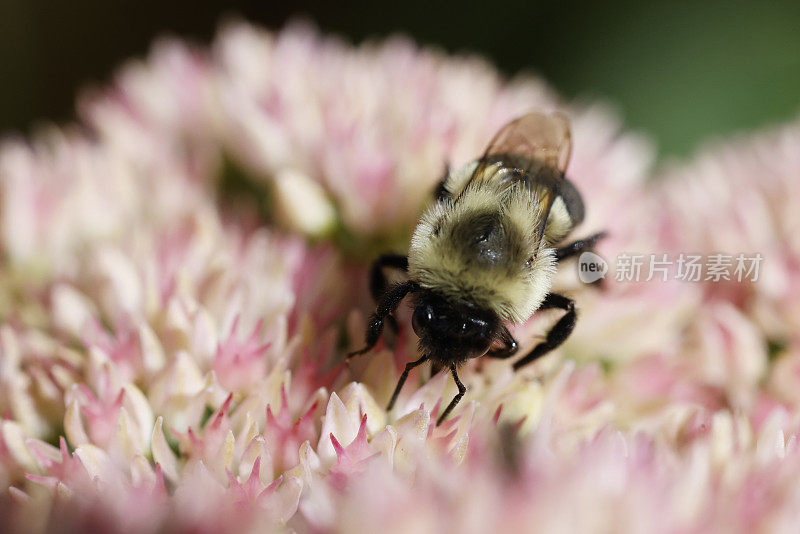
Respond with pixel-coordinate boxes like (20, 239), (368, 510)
(349, 112), (605, 425)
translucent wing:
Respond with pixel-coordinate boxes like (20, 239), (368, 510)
(457, 112), (573, 245)
(469, 112), (572, 188)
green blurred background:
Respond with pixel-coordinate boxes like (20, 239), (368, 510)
(1, 0), (799, 160)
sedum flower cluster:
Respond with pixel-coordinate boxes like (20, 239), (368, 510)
(1, 21), (800, 534)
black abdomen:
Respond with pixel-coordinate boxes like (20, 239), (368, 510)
(559, 177), (585, 226)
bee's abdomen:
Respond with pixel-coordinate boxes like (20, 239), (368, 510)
(559, 177), (585, 227)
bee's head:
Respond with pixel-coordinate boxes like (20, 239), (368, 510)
(412, 290), (499, 364)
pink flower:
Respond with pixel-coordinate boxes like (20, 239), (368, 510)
(2, 18), (800, 534)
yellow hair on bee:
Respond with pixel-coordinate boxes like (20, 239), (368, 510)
(545, 196), (573, 245)
(408, 174), (558, 323)
(352, 113), (590, 427)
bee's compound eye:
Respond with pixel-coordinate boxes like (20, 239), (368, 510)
(412, 303), (434, 337)
(465, 315), (492, 341)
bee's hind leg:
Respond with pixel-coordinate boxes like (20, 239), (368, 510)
(555, 231), (607, 262)
(512, 293), (575, 370)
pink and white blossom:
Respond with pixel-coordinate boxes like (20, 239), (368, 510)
(1, 20), (800, 534)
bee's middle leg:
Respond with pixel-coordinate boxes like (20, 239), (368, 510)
(512, 293), (576, 370)
(555, 231), (607, 261)
(348, 281), (417, 359)
(369, 254), (408, 335)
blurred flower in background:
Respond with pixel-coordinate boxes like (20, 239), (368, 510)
(1, 20), (800, 534)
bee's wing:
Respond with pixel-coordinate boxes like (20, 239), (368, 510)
(464, 112), (572, 244)
(468, 112), (572, 188)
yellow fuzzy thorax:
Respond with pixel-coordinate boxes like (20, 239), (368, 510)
(408, 181), (558, 323)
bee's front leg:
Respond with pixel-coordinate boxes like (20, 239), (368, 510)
(387, 355), (429, 411)
(437, 365), (467, 426)
(485, 325), (519, 359)
(512, 293), (575, 370)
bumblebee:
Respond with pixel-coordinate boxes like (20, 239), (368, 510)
(349, 112), (604, 425)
